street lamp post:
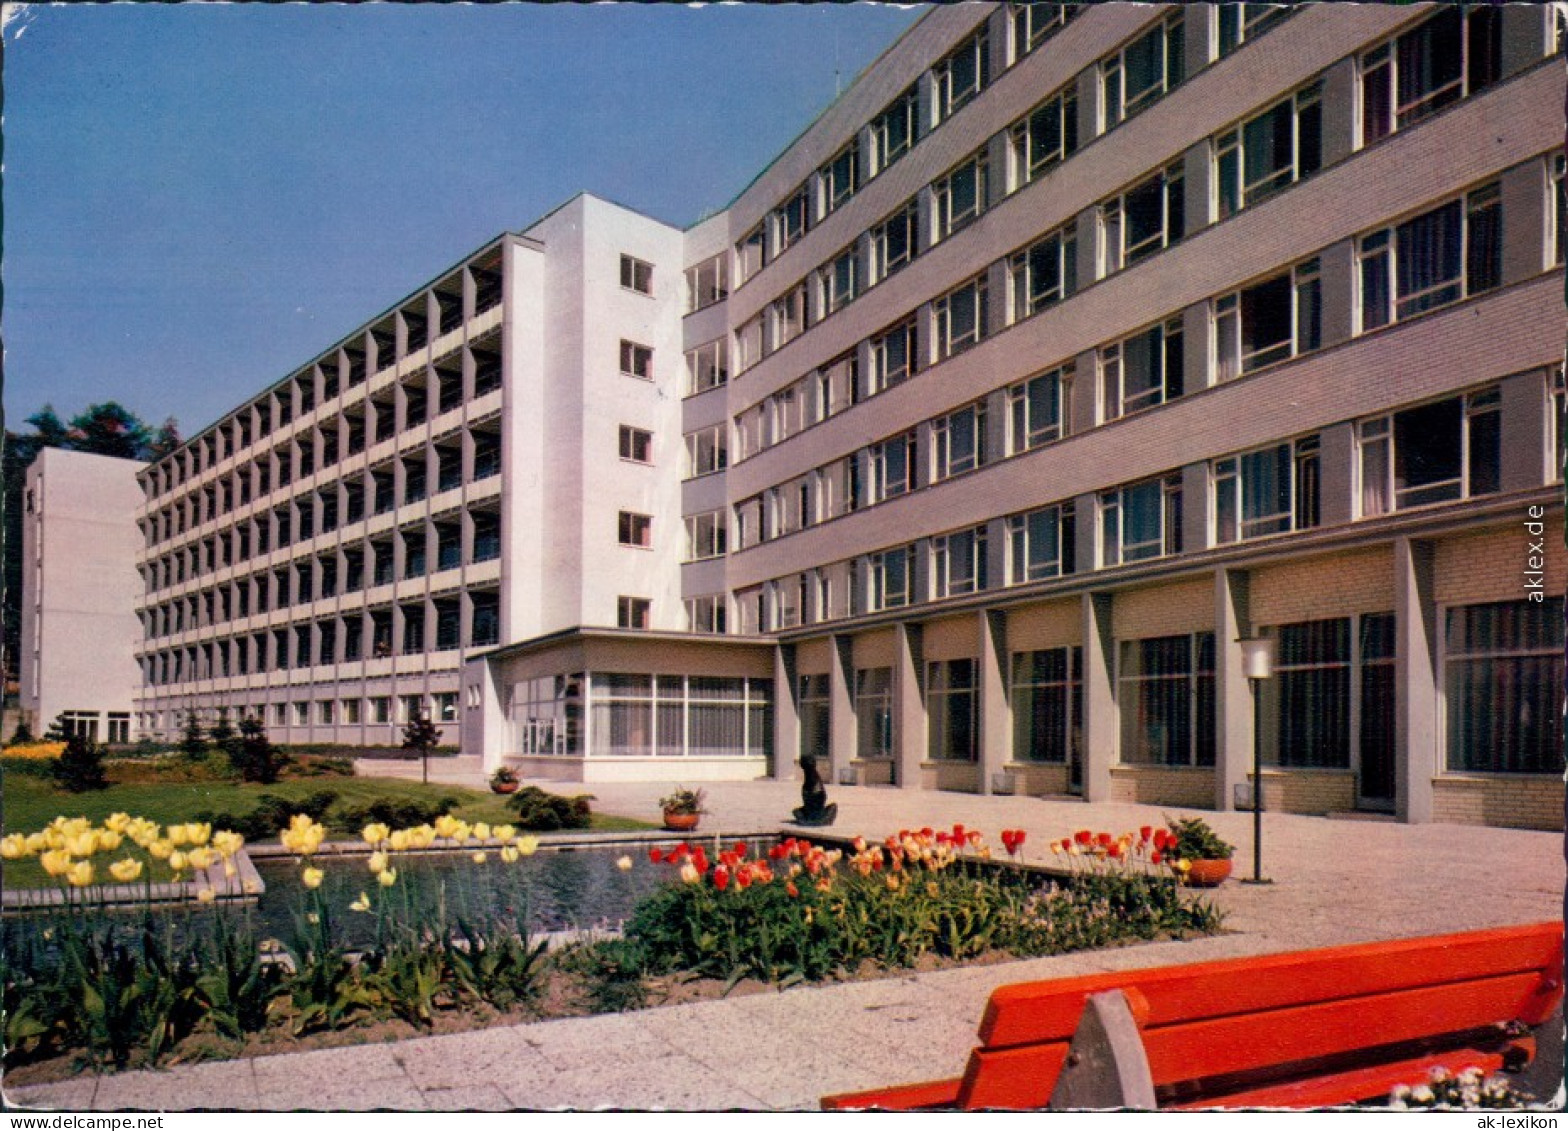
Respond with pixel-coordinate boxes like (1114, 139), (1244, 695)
(1238, 636), (1275, 885)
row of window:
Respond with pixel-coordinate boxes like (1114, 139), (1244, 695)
(144, 260), (503, 501)
(795, 598), (1563, 778)
(726, 7), (1084, 297)
(142, 594), (501, 685)
(142, 509), (502, 639)
(142, 693), (461, 734)
(735, 375), (1554, 631)
(141, 440), (502, 595)
(718, 157), (1552, 494)
(717, 5), (1545, 438)
(143, 362), (503, 552)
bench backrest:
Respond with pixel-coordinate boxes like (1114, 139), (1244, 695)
(956, 922), (1563, 1109)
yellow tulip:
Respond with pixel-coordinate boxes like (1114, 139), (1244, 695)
(65, 832), (100, 858)
(67, 861), (94, 888)
(471, 851), (488, 864)
(361, 823), (391, 847)
(367, 851), (389, 875)
(410, 825), (436, 849)
(515, 835), (539, 857)
(377, 868), (398, 888)
(24, 832), (48, 854)
(212, 830), (244, 858)
(39, 850), (71, 878)
(185, 823), (212, 847)
(433, 814), (463, 840)
(492, 824), (516, 842)
(388, 829), (411, 852)
(109, 858), (143, 883)
(186, 847), (215, 870)
(679, 862), (700, 885)
(301, 866), (324, 889)
(104, 812), (132, 834)
(0, 834), (27, 859)
(224, 861), (238, 878)
(349, 892), (372, 912)
(148, 839), (173, 859)
(196, 887), (216, 904)
(500, 846), (519, 864)
(616, 855), (633, 871)
(167, 824), (190, 847)
(168, 850), (189, 873)
(97, 830), (123, 852)
(472, 822), (492, 842)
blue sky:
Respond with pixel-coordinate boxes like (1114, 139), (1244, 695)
(2, 2), (924, 437)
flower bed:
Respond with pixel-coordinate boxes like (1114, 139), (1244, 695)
(1, 814), (1223, 1082)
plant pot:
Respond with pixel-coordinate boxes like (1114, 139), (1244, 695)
(663, 811), (701, 832)
(1182, 858), (1233, 887)
(491, 780), (520, 795)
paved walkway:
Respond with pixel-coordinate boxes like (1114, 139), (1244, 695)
(6, 774), (1563, 1112)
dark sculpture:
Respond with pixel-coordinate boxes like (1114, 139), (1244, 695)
(791, 753), (837, 827)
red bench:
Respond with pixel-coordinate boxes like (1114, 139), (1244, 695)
(823, 922), (1562, 1110)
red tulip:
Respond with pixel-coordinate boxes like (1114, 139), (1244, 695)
(1139, 825), (1153, 843)
(1108, 843), (1123, 859)
(713, 866), (730, 891)
(1014, 831), (1027, 848)
(649, 848), (663, 864)
(1151, 850), (1163, 865)
(952, 824), (966, 841)
(786, 880), (799, 897)
(1074, 829), (1092, 845)
(920, 827), (934, 839)
(733, 842), (747, 858)
(1096, 832), (1113, 847)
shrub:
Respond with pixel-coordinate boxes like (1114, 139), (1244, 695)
(284, 756), (355, 779)
(51, 733), (109, 793)
(7, 719), (35, 746)
(332, 796), (458, 835)
(194, 790), (338, 843)
(506, 786), (593, 831)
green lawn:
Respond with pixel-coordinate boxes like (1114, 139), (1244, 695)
(2, 771), (651, 881)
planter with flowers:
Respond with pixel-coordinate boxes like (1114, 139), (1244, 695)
(489, 766), (520, 795)
(659, 787), (706, 832)
(1163, 816), (1234, 887)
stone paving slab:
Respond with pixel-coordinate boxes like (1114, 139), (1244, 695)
(5, 775), (1561, 1112)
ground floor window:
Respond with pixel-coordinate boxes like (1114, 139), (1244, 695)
(586, 673), (771, 759)
(1445, 598), (1564, 773)
(1265, 618), (1350, 767)
(1118, 633), (1215, 766)
(799, 674), (830, 760)
(60, 710), (100, 742)
(510, 674), (581, 756)
(927, 658), (977, 762)
(855, 668), (893, 760)
(1010, 647), (1081, 764)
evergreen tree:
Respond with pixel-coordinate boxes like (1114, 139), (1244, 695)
(8, 718), (34, 746)
(52, 730), (108, 792)
(179, 709), (208, 760)
(208, 706), (238, 757)
(231, 714), (286, 784)
(42, 712), (70, 743)
(68, 403), (153, 460)
(402, 710), (442, 785)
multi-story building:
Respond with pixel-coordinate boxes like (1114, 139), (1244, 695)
(131, 196), (687, 748)
(42, 4), (1564, 825)
(19, 449), (144, 742)
(472, 3), (1567, 828)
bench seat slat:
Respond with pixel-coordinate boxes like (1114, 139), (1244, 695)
(1141, 972), (1548, 1085)
(1165, 1042), (1529, 1110)
(981, 924), (1562, 1048)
